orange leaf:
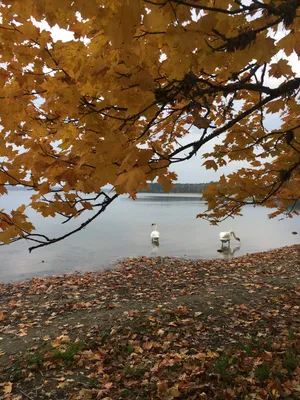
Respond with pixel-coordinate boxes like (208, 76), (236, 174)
(202, 160), (218, 171)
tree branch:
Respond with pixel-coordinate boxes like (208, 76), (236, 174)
(28, 193), (118, 252)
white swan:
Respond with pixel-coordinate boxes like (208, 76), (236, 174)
(219, 231), (240, 247)
(151, 223), (160, 241)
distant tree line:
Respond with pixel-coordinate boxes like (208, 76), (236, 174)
(6, 183), (209, 194)
(140, 182), (213, 193)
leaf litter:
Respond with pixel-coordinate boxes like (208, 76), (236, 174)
(0, 245), (299, 399)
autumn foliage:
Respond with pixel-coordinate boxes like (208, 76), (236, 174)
(0, 0), (299, 248)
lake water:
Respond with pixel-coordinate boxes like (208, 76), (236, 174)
(0, 190), (299, 282)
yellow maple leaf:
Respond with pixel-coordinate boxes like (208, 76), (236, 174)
(3, 382), (13, 394)
(277, 31), (300, 57)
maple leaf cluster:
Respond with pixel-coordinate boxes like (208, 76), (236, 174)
(0, 0), (299, 247)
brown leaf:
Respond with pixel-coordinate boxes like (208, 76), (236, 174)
(193, 116), (211, 129)
(157, 381), (180, 400)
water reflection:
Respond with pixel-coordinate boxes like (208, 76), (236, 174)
(217, 245), (241, 260)
(151, 240), (160, 256)
(134, 195), (202, 203)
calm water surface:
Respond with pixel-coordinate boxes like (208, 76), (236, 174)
(0, 191), (299, 282)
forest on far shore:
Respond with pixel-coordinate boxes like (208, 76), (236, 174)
(140, 182), (213, 193)
(5, 183), (211, 194)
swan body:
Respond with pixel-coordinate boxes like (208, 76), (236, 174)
(151, 223), (160, 241)
(219, 231), (240, 246)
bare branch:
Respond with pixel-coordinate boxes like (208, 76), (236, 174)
(28, 193), (118, 252)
